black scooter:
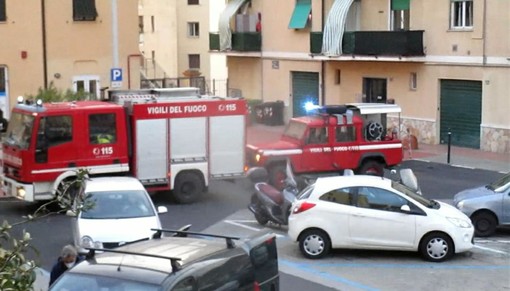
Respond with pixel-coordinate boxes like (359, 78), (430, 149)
(247, 161), (300, 226)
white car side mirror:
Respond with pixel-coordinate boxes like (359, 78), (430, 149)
(157, 206), (168, 214)
(400, 205), (411, 212)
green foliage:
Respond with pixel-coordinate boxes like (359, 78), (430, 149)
(0, 169), (92, 291)
(25, 82), (91, 103)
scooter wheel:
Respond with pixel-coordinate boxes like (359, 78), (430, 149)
(255, 213), (269, 226)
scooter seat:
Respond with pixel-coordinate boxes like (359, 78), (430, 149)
(257, 183), (284, 205)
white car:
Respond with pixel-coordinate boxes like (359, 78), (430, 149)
(69, 176), (168, 253)
(288, 175), (474, 262)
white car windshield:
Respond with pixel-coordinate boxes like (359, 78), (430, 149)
(5, 112), (34, 150)
(391, 181), (439, 209)
(81, 190), (155, 219)
(50, 273), (160, 291)
(283, 121), (307, 140)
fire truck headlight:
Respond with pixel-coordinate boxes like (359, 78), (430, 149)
(255, 153), (261, 163)
(16, 187), (26, 198)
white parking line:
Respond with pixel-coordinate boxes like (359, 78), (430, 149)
(476, 239), (510, 244)
(224, 220), (262, 232)
(474, 245), (510, 255)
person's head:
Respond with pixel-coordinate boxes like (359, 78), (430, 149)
(61, 245), (78, 268)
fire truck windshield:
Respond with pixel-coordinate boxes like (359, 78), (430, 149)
(283, 120), (307, 140)
(5, 112), (35, 150)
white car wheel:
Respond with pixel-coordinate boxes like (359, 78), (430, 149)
(420, 232), (453, 262)
(299, 229), (331, 259)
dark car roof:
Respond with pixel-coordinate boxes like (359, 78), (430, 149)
(88, 236), (229, 273)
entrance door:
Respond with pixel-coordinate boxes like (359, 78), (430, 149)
(363, 78), (387, 103)
(0, 66), (9, 118)
(291, 72), (319, 117)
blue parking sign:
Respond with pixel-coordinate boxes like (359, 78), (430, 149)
(111, 68), (122, 82)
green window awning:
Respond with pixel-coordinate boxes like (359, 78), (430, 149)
(391, 0), (410, 10)
(289, 0), (312, 29)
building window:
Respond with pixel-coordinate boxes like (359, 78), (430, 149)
(73, 75), (100, 99)
(187, 22), (200, 37)
(151, 16), (155, 32)
(0, 0), (6, 22)
(188, 0), (199, 5)
(188, 54), (200, 69)
(450, 0), (473, 29)
(73, 0), (97, 21)
(139, 16), (144, 33)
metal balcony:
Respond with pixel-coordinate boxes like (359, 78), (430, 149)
(209, 32), (261, 52)
(310, 30), (425, 57)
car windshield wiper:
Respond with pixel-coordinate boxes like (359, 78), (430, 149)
(485, 184), (495, 191)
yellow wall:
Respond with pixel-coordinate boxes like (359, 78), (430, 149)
(227, 57), (262, 100)
(0, 0), (140, 111)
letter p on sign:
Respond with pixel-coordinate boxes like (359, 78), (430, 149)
(111, 68), (122, 88)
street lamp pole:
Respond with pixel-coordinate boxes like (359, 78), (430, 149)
(111, 0), (119, 68)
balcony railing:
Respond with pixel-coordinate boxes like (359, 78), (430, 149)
(310, 30), (425, 57)
(209, 32), (261, 52)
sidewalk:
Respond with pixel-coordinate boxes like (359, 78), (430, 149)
(247, 123), (510, 174)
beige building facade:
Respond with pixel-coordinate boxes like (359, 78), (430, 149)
(139, 0), (227, 95)
(211, 0), (510, 153)
(0, 0), (140, 116)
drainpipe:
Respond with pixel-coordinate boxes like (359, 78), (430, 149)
(41, 0), (48, 89)
(127, 54), (142, 89)
(320, 0), (326, 105)
(482, 0), (487, 66)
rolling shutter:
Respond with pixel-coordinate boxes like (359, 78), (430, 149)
(440, 80), (482, 148)
(292, 72), (319, 117)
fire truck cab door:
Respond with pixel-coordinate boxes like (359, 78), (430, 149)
(34, 114), (77, 173)
(301, 126), (333, 171)
(332, 124), (359, 169)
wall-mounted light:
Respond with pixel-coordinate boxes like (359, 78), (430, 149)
(54, 73), (61, 79)
(21, 51), (27, 59)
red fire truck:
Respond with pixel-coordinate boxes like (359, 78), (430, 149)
(1, 88), (247, 204)
(246, 103), (403, 189)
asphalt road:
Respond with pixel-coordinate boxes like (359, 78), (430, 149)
(0, 160), (507, 290)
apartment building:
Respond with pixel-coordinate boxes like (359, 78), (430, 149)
(0, 0), (140, 116)
(139, 0), (227, 95)
(210, 0), (510, 153)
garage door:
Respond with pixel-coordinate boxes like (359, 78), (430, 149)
(291, 72), (319, 117)
(440, 80), (482, 149)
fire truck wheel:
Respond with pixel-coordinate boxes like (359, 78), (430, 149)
(173, 172), (204, 204)
(358, 160), (384, 176)
(269, 165), (286, 191)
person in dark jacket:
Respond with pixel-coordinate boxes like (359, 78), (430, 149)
(49, 245), (83, 286)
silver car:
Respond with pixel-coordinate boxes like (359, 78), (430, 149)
(453, 172), (510, 237)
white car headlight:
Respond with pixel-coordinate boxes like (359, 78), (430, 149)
(447, 217), (471, 228)
(80, 236), (103, 249)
